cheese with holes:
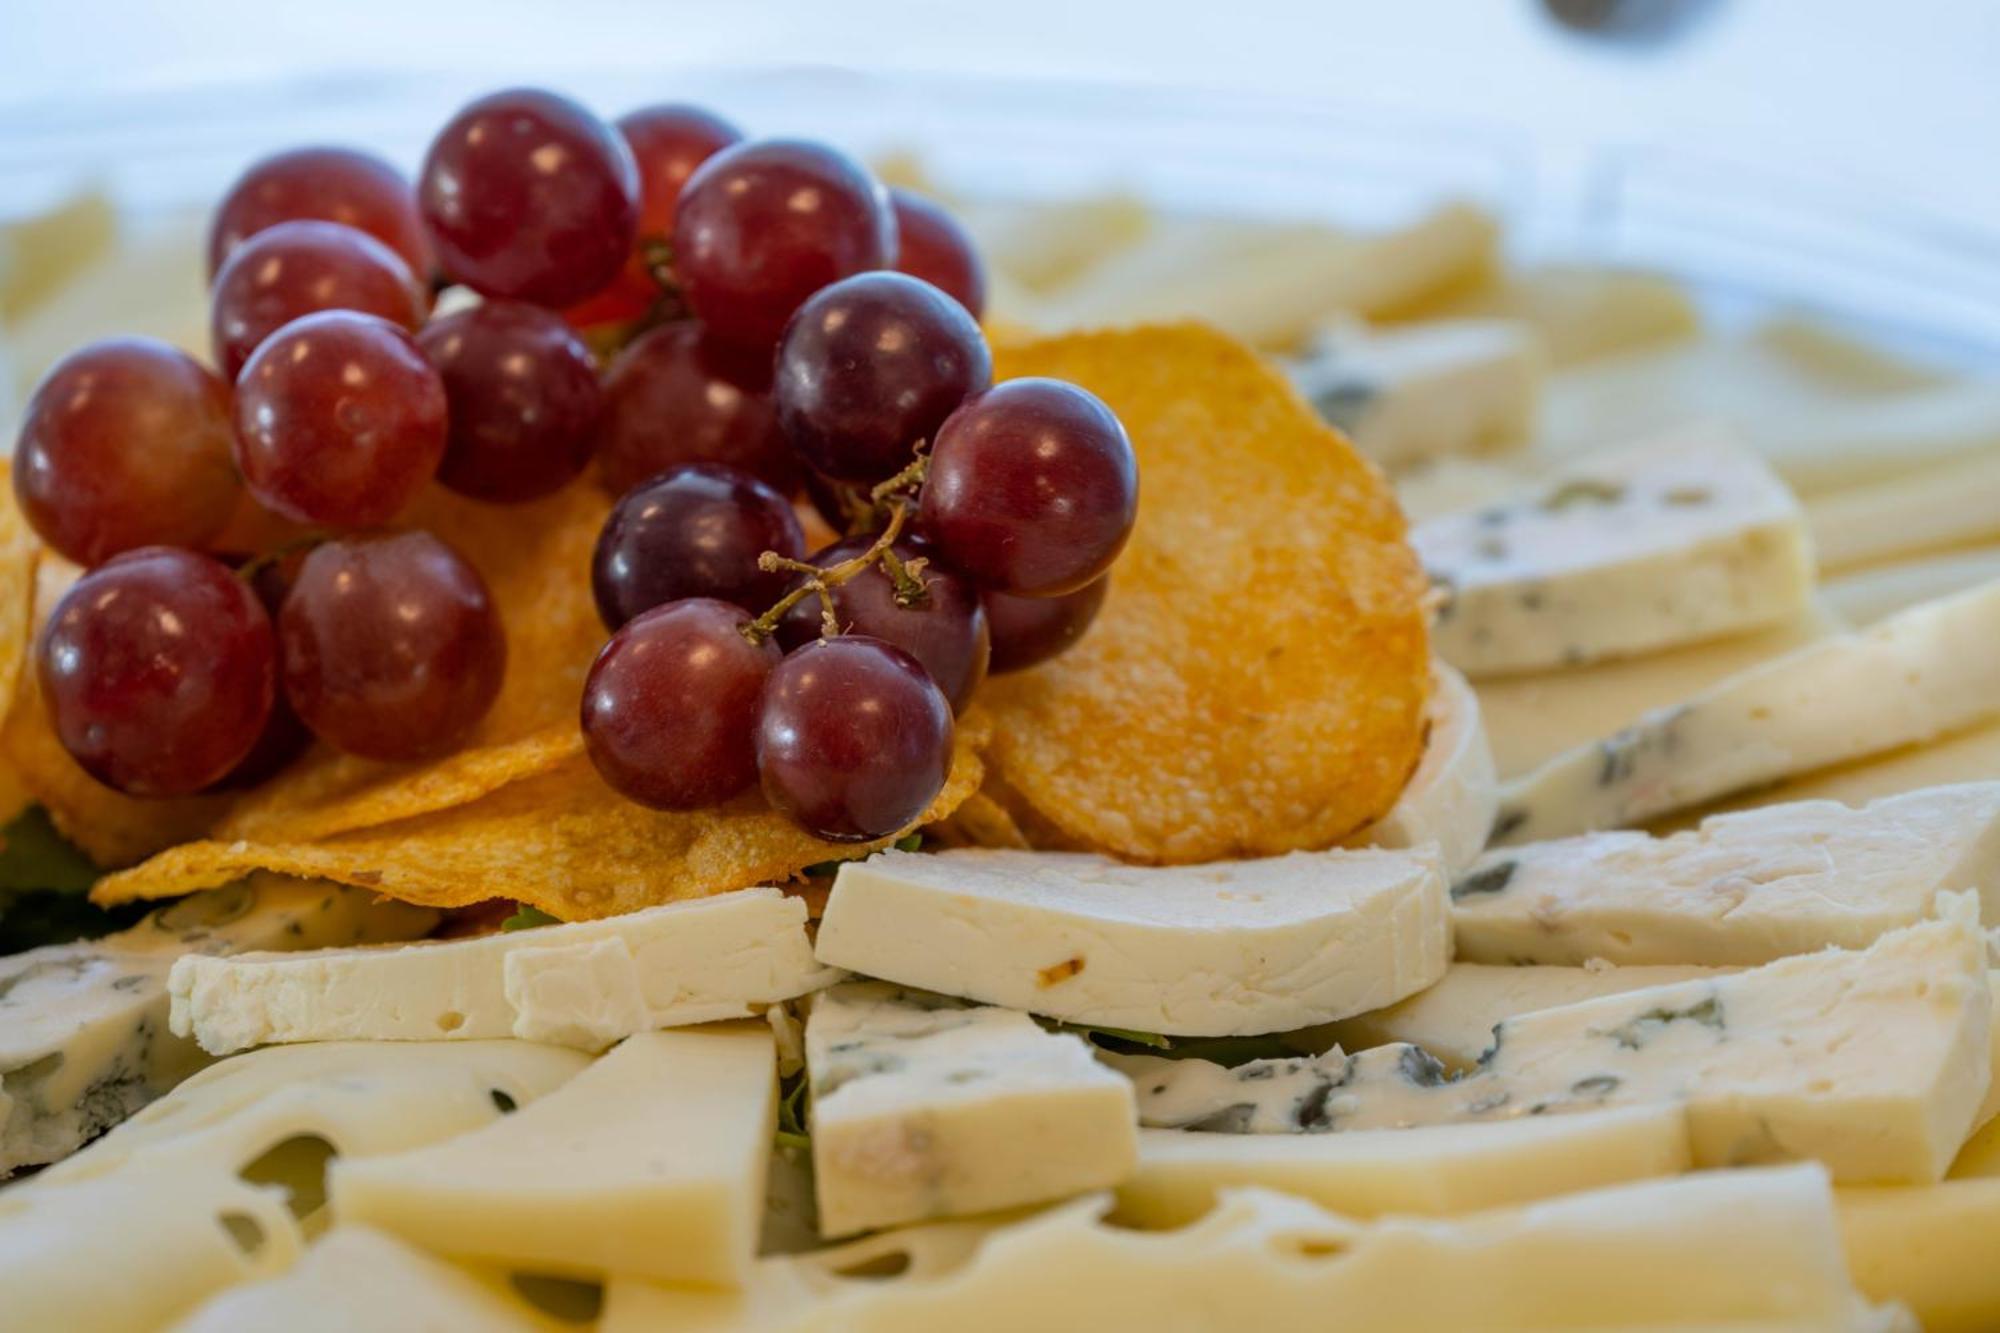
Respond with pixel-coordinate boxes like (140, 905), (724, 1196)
(1838, 1178), (2000, 1333)
(815, 848), (1449, 1037)
(807, 981), (1136, 1238)
(1456, 784), (2000, 965)
(0, 876), (434, 1177)
(1350, 663), (1497, 873)
(1417, 434), (1812, 677)
(1494, 579), (2000, 843)
(169, 886), (836, 1055)
(1115, 1105), (1689, 1228)
(333, 1026), (775, 1285)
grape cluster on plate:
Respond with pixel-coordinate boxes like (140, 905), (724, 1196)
(12, 87), (1138, 843)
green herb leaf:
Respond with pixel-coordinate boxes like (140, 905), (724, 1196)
(0, 806), (99, 898)
(1057, 1021), (1173, 1051)
(775, 1070), (812, 1151)
(799, 832), (925, 881)
(500, 904), (560, 932)
(0, 806), (126, 954)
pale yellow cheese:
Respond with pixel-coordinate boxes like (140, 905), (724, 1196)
(1708, 720), (2000, 813)
(1809, 453), (2000, 573)
(1397, 263), (1698, 367)
(1838, 1177), (2000, 1333)
(1824, 546), (2000, 626)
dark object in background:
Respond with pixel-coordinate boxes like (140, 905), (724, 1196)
(1542, 0), (1720, 43)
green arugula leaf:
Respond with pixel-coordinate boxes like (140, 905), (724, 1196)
(0, 806), (126, 954)
(1055, 1021), (1173, 1051)
(775, 1070), (812, 1151)
(499, 903), (560, 932)
(0, 806), (99, 898)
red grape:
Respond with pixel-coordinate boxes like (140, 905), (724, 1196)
(581, 597), (776, 809)
(211, 219), (428, 378)
(279, 531), (506, 761)
(210, 555), (316, 788)
(419, 301), (600, 503)
(207, 146), (430, 283)
(12, 337), (241, 566)
(773, 271), (991, 484)
(984, 576), (1108, 673)
(918, 378), (1139, 595)
(591, 463), (804, 629)
(890, 189), (987, 319)
(597, 322), (797, 496)
(673, 140), (895, 348)
(418, 88), (640, 307)
(776, 535), (989, 712)
(38, 548), (275, 796)
(755, 636), (953, 842)
(233, 310), (448, 528)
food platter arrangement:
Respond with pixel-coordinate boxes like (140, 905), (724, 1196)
(1, 78), (1999, 1332)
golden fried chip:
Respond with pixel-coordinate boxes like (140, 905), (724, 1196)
(0, 489), (41, 826)
(98, 713), (990, 920)
(979, 324), (1431, 863)
(928, 788), (1032, 851)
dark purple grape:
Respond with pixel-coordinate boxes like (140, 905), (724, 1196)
(672, 140), (895, 348)
(12, 337), (241, 566)
(774, 271), (991, 484)
(208, 146), (431, 282)
(419, 301), (600, 503)
(211, 219), (428, 378)
(776, 535), (989, 711)
(756, 636), (953, 842)
(984, 576), (1108, 673)
(38, 548), (275, 796)
(418, 88), (640, 307)
(597, 322), (798, 496)
(591, 463), (804, 629)
(582, 597), (777, 809)
(233, 310), (448, 528)
(890, 189), (987, 320)
(280, 531), (506, 761)
(918, 378), (1139, 596)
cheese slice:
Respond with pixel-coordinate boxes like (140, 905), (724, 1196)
(1494, 579), (2000, 843)
(169, 886), (837, 1055)
(1396, 262), (1697, 368)
(1394, 455), (1544, 524)
(1115, 1106), (1689, 1228)
(1456, 784), (2000, 965)
(807, 981), (1137, 1239)
(1824, 546), (2000, 627)
(1417, 432), (1813, 678)
(815, 847), (1450, 1036)
(332, 1026), (775, 1286)
(1, 875), (435, 1176)
(1838, 1178), (2000, 1333)
(1713, 720), (2000, 813)
(1808, 452), (2000, 573)
(1349, 662), (1497, 873)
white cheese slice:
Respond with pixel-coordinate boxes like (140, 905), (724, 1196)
(1417, 432), (1813, 677)
(1116, 1105), (1689, 1228)
(332, 1025), (775, 1286)
(1393, 454), (1545, 523)
(1494, 579), (2000, 843)
(604, 1168), (1894, 1333)
(815, 847), (1450, 1037)
(169, 886), (839, 1055)
(1349, 662), (1497, 873)
(1290, 317), (1542, 469)
(1456, 784), (2000, 965)
(1410, 263), (1698, 368)
(1808, 452), (2000, 573)
(806, 981), (1137, 1239)
(1825, 546), (2000, 627)
(1838, 1178), (2000, 1333)
(0, 876), (435, 1176)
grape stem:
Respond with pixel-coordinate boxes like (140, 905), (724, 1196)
(741, 451), (932, 644)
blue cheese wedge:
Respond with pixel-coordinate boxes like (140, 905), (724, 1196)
(1456, 783), (2000, 965)
(1348, 662), (1497, 874)
(807, 981), (1137, 1239)
(0, 876), (435, 1177)
(169, 886), (838, 1055)
(1416, 433), (1813, 677)
(815, 847), (1449, 1036)
(1494, 578), (2000, 843)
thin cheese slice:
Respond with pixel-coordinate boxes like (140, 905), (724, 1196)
(1350, 662), (1497, 874)
(331, 1025), (775, 1286)
(1713, 720), (2000, 813)
(1824, 545), (2000, 627)
(1808, 452), (2000, 573)
(1838, 1178), (2000, 1333)
(815, 847), (1449, 1037)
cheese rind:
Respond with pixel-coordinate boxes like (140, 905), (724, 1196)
(1350, 663), (1497, 874)
(815, 847), (1450, 1037)
(807, 981), (1138, 1239)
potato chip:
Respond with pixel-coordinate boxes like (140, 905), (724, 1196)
(928, 788), (1032, 851)
(978, 324), (1431, 863)
(97, 712), (990, 920)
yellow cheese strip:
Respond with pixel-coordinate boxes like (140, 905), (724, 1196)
(1838, 1178), (2000, 1333)
(1392, 263), (1698, 368)
(1823, 545), (2000, 626)
(1809, 453), (2000, 573)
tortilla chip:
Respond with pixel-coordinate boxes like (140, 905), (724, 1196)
(97, 712), (990, 920)
(979, 324), (1431, 863)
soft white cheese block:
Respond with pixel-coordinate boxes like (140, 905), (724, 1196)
(1349, 662), (1497, 873)
(1114, 909), (1990, 1184)
(806, 981), (1137, 1239)
(1290, 317), (1542, 469)
(604, 1168), (1894, 1333)
(169, 886), (839, 1055)
(1808, 452), (2000, 573)
(1416, 432), (1814, 677)
(1494, 579), (2000, 843)
(817, 847), (1450, 1037)
(332, 1025), (776, 1286)
(1116, 1105), (1689, 1228)
(1456, 784), (2000, 965)
(0, 876), (435, 1177)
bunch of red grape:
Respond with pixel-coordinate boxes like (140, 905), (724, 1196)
(13, 86), (1135, 843)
